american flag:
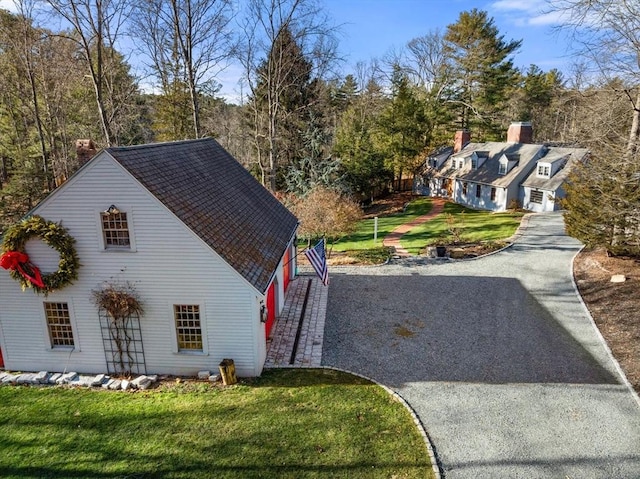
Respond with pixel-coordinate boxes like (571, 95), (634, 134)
(305, 238), (329, 286)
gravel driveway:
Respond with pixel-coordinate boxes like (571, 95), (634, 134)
(322, 212), (640, 478)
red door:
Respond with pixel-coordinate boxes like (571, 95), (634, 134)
(265, 282), (276, 338)
(283, 248), (290, 292)
(0, 348), (4, 369)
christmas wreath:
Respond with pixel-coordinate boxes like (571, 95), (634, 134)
(0, 216), (80, 294)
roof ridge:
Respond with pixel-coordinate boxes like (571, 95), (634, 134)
(107, 138), (211, 152)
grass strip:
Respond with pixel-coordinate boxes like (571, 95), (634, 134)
(401, 202), (524, 254)
(0, 368), (433, 479)
(331, 198), (433, 251)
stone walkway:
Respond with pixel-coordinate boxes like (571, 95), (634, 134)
(265, 274), (328, 367)
(383, 197), (447, 256)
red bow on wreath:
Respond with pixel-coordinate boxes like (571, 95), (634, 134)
(0, 251), (45, 289)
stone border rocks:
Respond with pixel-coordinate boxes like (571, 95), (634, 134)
(0, 370), (160, 391)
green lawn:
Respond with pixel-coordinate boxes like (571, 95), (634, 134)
(0, 369), (433, 479)
(331, 197), (433, 251)
(401, 202), (524, 254)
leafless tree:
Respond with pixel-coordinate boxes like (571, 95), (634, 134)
(392, 29), (451, 99)
(5, 0), (50, 186)
(132, 0), (236, 139)
(236, 0), (340, 190)
(43, 0), (133, 146)
(548, 0), (640, 155)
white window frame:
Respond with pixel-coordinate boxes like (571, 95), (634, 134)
(96, 207), (137, 252)
(475, 184), (482, 198)
(169, 302), (208, 355)
(41, 300), (80, 351)
(498, 162), (507, 175)
(537, 164), (550, 178)
(471, 157), (478, 169)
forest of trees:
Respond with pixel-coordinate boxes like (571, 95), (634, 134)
(0, 0), (638, 254)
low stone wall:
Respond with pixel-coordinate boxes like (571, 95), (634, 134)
(0, 370), (158, 391)
(0, 369), (222, 390)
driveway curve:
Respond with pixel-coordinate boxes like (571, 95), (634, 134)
(322, 212), (640, 479)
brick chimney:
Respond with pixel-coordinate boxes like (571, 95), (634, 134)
(506, 122), (533, 144)
(76, 139), (97, 166)
(453, 129), (471, 153)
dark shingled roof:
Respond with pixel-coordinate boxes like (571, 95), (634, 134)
(105, 138), (298, 294)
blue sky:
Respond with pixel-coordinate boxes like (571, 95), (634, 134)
(323, 0), (568, 71)
(0, 0), (571, 103)
(216, 0), (571, 102)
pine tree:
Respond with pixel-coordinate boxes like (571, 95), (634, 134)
(248, 25), (316, 190)
(563, 152), (640, 257)
(443, 9), (521, 139)
(374, 68), (429, 190)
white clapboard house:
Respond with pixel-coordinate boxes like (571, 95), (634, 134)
(414, 122), (589, 212)
(0, 138), (298, 377)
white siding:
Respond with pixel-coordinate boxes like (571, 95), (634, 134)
(0, 153), (265, 377)
(522, 187), (557, 213)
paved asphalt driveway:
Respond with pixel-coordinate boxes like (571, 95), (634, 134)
(322, 212), (640, 478)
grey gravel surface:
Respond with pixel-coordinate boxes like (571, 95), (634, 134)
(322, 212), (640, 479)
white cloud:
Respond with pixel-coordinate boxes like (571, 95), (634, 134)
(0, 0), (18, 13)
(491, 0), (539, 13)
(489, 0), (566, 27)
(528, 11), (570, 26)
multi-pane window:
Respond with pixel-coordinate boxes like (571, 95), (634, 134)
(490, 187), (496, 201)
(101, 211), (130, 249)
(475, 184), (482, 198)
(462, 182), (468, 195)
(471, 158), (478, 169)
(174, 305), (203, 352)
(537, 164), (550, 177)
(531, 190), (543, 204)
(498, 163), (507, 175)
(44, 302), (74, 348)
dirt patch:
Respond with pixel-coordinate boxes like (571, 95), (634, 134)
(443, 242), (507, 259)
(573, 248), (640, 393)
(363, 192), (415, 218)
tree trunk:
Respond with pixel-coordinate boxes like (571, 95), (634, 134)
(626, 91), (640, 159)
(23, 33), (50, 191)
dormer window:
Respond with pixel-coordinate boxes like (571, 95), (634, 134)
(101, 205), (130, 249)
(537, 164), (550, 178)
(498, 162), (507, 175)
(471, 151), (489, 169)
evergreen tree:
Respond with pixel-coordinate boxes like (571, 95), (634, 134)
(443, 9), (521, 139)
(563, 151), (640, 257)
(334, 77), (392, 202)
(374, 68), (429, 190)
(334, 105), (391, 202)
(285, 111), (347, 196)
(248, 25), (316, 190)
